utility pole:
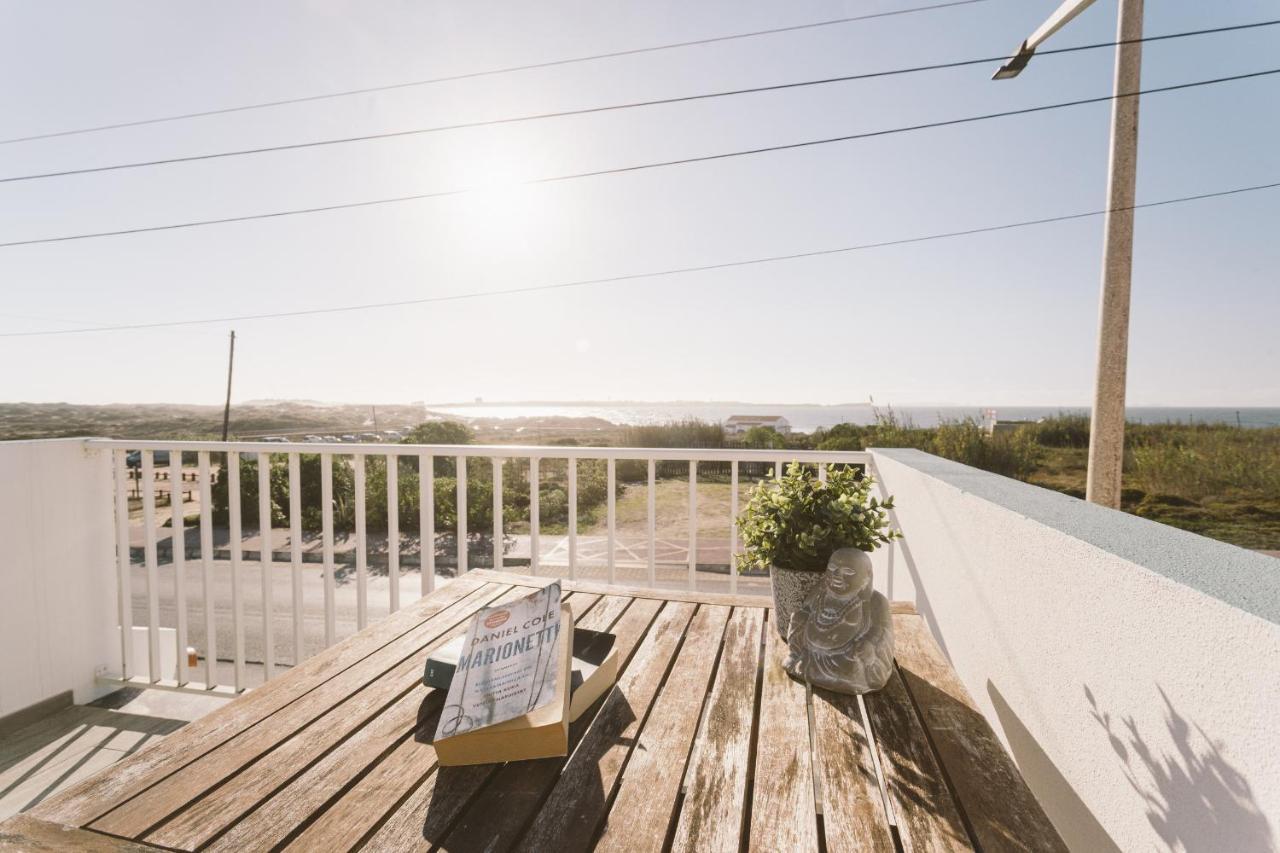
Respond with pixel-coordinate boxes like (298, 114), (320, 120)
(221, 330), (236, 441)
(993, 0), (1143, 508)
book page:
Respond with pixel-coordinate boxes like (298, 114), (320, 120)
(435, 582), (563, 740)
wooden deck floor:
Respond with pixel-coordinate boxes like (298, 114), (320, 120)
(2, 571), (1066, 851)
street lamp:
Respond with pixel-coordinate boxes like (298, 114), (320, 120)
(993, 0), (1145, 509)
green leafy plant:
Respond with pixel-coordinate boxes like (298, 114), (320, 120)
(736, 463), (899, 573)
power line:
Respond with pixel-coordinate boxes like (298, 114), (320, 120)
(3, 179), (1276, 338)
(0, 0), (988, 147)
(5, 19), (1277, 186)
(2, 67), (1277, 250)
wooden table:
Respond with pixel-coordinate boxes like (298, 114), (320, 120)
(3, 571), (1066, 852)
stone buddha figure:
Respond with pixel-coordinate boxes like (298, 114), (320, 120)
(782, 548), (895, 694)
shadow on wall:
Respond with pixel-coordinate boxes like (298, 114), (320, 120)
(1085, 684), (1275, 853)
(988, 683), (1124, 853)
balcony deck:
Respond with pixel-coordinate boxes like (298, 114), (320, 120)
(2, 571), (1064, 852)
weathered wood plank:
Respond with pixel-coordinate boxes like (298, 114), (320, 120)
(357, 595), (658, 853)
(892, 615), (1068, 853)
(31, 575), (495, 827)
(747, 620), (819, 853)
(513, 600), (697, 853)
(88, 583), (513, 841)
(864, 670), (972, 851)
(433, 595), (662, 852)
(592, 604), (731, 853)
(471, 568), (772, 608)
(810, 687), (894, 852)
(669, 607), (766, 853)
(0, 814), (159, 851)
(144, 591), (599, 850)
(214, 592), (606, 852)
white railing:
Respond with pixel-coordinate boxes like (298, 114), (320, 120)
(89, 439), (878, 694)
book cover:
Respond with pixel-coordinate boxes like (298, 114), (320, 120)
(434, 602), (574, 766)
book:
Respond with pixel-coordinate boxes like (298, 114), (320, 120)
(434, 598), (574, 767)
(424, 628), (618, 723)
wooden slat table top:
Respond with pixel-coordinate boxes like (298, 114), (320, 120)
(4, 571), (1066, 852)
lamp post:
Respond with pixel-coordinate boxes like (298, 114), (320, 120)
(994, 0), (1144, 509)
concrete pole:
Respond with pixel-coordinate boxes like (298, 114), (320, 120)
(1086, 0), (1143, 508)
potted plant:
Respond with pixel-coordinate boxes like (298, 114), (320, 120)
(737, 463), (899, 638)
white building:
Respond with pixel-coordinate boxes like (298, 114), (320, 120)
(724, 414), (791, 435)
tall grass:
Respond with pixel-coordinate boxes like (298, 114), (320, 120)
(1128, 426), (1280, 498)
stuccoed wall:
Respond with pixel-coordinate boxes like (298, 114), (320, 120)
(0, 439), (120, 715)
(869, 448), (1280, 853)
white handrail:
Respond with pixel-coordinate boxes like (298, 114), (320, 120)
(99, 438), (879, 694)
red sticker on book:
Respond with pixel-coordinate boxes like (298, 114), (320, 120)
(484, 610), (510, 629)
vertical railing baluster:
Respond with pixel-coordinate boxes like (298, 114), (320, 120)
(567, 458), (577, 581)
(321, 453), (336, 647)
(730, 460), (739, 595)
(198, 451), (216, 688)
(688, 460), (697, 591)
(354, 453), (368, 630)
(258, 451), (274, 680)
(529, 457), (540, 575)
(818, 462), (828, 483)
(387, 453), (400, 612)
(171, 450), (189, 687)
(288, 453), (304, 664)
(419, 453), (434, 595)
(141, 451), (160, 683)
(776, 459), (785, 480)
(457, 456), (468, 574)
(606, 458), (616, 585)
(647, 459), (656, 587)
(227, 451), (244, 691)
(113, 450), (134, 680)
(492, 458), (503, 571)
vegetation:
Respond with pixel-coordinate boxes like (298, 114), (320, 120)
(812, 412), (1280, 550)
(737, 464), (899, 573)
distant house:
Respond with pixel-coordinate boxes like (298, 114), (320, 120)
(725, 415), (792, 436)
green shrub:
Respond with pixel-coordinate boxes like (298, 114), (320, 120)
(737, 464), (898, 573)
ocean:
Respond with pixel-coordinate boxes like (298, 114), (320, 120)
(427, 403), (1280, 433)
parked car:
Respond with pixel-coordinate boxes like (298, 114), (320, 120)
(303, 435), (324, 443)
(126, 450), (170, 468)
(262, 436), (289, 443)
(359, 433), (381, 442)
(340, 434), (359, 442)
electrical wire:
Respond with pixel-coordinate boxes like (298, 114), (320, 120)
(0, 0), (988, 146)
(2, 67), (1277, 250)
(3, 179), (1275, 338)
(4, 18), (1277, 185)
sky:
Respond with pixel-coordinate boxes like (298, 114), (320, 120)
(0, 0), (1277, 407)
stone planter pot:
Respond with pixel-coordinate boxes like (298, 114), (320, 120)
(770, 565), (825, 639)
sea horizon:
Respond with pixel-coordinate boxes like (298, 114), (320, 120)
(424, 401), (1280, 432)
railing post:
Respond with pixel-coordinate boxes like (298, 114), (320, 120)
(529, 457), (540, 575)
(568, 458), (577, 581)
(198, 451), (216, 688)
(258, 452), (275, 679)
(457, 456), (468, 573)
(321, 452), (336, 647)
(227, 451), (244, 690)
(387, 453), (400, 612)
(141, 451), (161, 683)
(730, 460), (739, 595)
(606, 458), (616, 585)
(419, 453), (434, 595)
(288, 453), (304, 663)
(113, 449), (134, 681)
(173, 450), (191, 687)
(354, 453), (368, 630)
(688, 460), (697, 590)
(647, 459), (657, 587)
(492, 457), (504, 571)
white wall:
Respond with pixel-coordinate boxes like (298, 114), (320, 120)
(869, 448), (1280, 853)
(0, 439), (120, 714)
